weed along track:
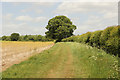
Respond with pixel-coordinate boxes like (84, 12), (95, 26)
(2, 42), (118, 78)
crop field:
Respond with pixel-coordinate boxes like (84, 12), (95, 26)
(2, 42), (118, 78)
(1, 41), (54, 71)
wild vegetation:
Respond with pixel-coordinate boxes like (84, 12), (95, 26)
(62, 25), (120, 57)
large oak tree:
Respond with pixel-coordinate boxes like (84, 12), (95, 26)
(45, 15), (76, 42)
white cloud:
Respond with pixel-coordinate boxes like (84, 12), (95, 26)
(21, 9), (28, 13)
(103, 12), (118, 19)
(55, 2), (117, 14)
(21, 2), (55, 14)
(84, 16), (102, 25)
(3, 13), (13, 21)
(55, 2), (118, 35)
(32, 2), (55, 6)
(35, 9), (43, 14)
(3, 22), (46, 36)
(16, 16), (33, 21)
(21, 6), (43, 14)
(35, 17), (47, 22)
(12, 2), (21, 6)
(74, 13), (118, 35)
(15, 15), (48, 23)
(2, 14), (48, 36)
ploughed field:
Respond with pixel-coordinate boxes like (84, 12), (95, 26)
(1, 41), (54, 71)
(2, 42), (118, 78)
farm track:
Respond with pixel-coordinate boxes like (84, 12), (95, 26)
(47, 44), (74, 78)
(2, 44), (54, 71)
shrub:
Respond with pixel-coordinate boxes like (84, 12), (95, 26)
(105, 26), (120, 56)
(105, 37), (120, 56)
(110, 26), (120, 37)
(5, 36), (11, 41)
(100, 26), (114, 46)
(89, 30), (103, 47)
(82, 32), (91, 43)
(2, 36), (7, 41)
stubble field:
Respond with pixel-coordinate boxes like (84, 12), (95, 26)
(1, 41), (54, 71)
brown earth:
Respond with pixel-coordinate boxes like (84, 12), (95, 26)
(2, 44), (54, 71)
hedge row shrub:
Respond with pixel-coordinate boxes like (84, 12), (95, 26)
(62, 25), (120, 56)
(89, 30), (103, 47)
(100, 27), (114, 46)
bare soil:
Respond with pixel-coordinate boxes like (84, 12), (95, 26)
(2, 44), (54, 71)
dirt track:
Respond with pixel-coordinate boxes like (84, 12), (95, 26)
(2, 44), (53, 71)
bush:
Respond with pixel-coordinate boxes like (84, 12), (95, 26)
(82, 32), (91, 43)
(2, 36), (11, 41)
(105, 26), (120, 56)
(89, 30), (103, 47)
(62, 36), (76, 42)
(110, 26), (120, 37)
(100, 26), (114, 46)
(2, 36), (7, 41)
(105, 37), (120, 56)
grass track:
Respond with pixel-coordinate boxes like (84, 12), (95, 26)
(2, 42), (118, 78)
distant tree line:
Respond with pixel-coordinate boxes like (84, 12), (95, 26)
(1, 33), (53, 41)
(62, 25), (120, 57)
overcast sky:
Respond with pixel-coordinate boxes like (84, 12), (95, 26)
(1, 0), (118, 36)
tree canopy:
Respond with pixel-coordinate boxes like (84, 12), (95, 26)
(45, 15), (76, 42)
(10, 33), (20, 41)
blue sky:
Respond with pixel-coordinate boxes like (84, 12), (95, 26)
(1, 1), (118, 36)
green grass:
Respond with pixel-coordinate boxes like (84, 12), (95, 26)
(2, 42), (118, 78)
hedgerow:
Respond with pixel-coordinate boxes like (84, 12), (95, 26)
(62, 25), (120, 56)
(100, 26), (114, 46)
(89, 30), (103, 47)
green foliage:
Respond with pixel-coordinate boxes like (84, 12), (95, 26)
(10, 33), (20, 41)
(61, 36), (77, 42)
(2, 34), (53, 42)
(0, 37), (2, 40)
(100, 26), (114, 46)
(18, 36), (25, 41)
(2, 36), (11, 41)
(62, 26), (120, 56)
(105, 37), (120, 56)
(89, 30), (103, 47)
(105, 26), (120, 56)
(19, 35), (53, 42)
(2, 36), (7, 41)
(82, 32), (91, 43)
(5, 36), (11, 41)
(45, 15), (76, 42)
(110, 26), (120, 37)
